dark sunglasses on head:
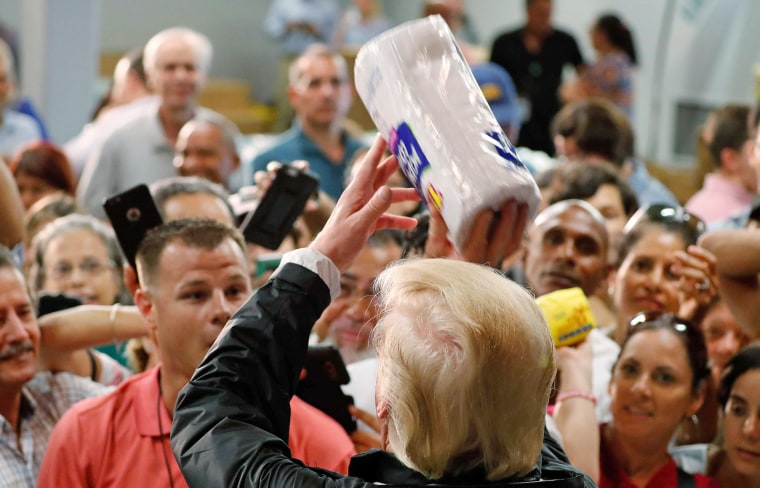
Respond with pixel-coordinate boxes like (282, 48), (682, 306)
(623, 204), (706, 236)
(628, 311), (694, 334)
(625, 311), (710, 384)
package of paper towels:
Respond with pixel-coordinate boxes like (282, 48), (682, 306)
(354, 15), (541, 252)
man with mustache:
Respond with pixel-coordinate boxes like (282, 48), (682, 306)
(0, 246), (107, 487)
(252, 44), (365, 201)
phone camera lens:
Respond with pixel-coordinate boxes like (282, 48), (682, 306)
(126, 208), (142, 222)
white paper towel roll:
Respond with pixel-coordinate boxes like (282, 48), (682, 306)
(354, 15), (541, 253)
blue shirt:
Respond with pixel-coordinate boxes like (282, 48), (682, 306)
(627, 159), (679, 207)
(264, 0), (340, 56)
(251, 125), (365, 201)
(0, 109), (41, 160)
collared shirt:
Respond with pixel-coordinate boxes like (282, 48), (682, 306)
(0, 372), (108, 488)
(77, 106), (219, 218)
(37, 366), (187, 488)
(251, 124), (366, 201)
(38, 362), (355, 487)
(263, 0), (340, 56)
(685, 173), (754, 224)
(0, 109), (41, 160)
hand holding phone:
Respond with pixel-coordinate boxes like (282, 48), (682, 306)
(239, 164), (319, 250)
(103, 184), (164, 269)
(37, 292), (83, 317)
(296, 345), (357, 433)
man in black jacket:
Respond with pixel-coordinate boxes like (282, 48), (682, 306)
(171, 136), (596, 487)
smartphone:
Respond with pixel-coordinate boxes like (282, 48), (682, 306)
(296, 345), (357, 434)
(102, 184), (164, 269)
(239, 165), (319, 250)
(37, 292), (83, 317)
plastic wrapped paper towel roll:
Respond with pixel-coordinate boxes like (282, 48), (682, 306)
(354, 15), (541, 252)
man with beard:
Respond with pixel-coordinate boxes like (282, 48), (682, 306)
(0, 246), (107, 487)
(251, 44), (365, 201)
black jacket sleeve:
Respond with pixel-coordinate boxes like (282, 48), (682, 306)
(170, 263), (371, 488)
(170, 262), (597, 488)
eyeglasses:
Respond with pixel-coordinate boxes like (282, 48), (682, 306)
(623, 204), (706, 236)
(47, 259), (114, 280)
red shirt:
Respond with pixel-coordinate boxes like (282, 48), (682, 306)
(600, 425), (721, 488)
(38, 366), (356, 487)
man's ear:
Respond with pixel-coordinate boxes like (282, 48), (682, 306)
(144, 70), (157, 93)
(287, 84), (300, 110)
(376, 398), (391, 451)
(134, 287), (157, 337)
(720, 148), (739, 173)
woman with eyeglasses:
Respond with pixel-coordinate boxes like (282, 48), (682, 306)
(707, 345), (760, 487)
(600, 312), (720, 487)
(609, 205), (718, 346)
(30, 213), (133, 383)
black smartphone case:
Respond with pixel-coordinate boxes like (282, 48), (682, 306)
(102, 184), (164, 269)
(241, 165), (319, 250)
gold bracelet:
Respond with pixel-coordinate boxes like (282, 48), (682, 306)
(109, 303), (121, 346)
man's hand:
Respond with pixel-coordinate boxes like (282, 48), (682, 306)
(425, 199), (528, 267)
(310, 135), (418, 272)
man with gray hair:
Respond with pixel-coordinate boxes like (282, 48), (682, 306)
(0, 38), (41, 161)
(252, 44), (365, 201)
(0, 245), (107, 487)
(78, 27), (223, 218)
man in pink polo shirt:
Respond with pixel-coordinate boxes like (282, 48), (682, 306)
(686, 104), (757, 225)
(37, 219), (355, 487)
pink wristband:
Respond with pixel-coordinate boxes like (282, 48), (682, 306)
(556, 390), (597, 406)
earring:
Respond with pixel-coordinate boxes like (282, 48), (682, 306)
(679, 414), (700, 445)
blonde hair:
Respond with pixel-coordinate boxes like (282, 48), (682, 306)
(372, 258), (556, 480)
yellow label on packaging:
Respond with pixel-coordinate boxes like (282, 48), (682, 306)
(535, 287), (596, 348)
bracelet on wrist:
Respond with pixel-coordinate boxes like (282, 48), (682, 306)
(109, 303), (121, 346)
(556, 389), (597, 406)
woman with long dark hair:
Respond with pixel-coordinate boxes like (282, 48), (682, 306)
(562, 13), (638, 117)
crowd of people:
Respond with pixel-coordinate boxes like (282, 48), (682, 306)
(1, 1), (760, 487)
